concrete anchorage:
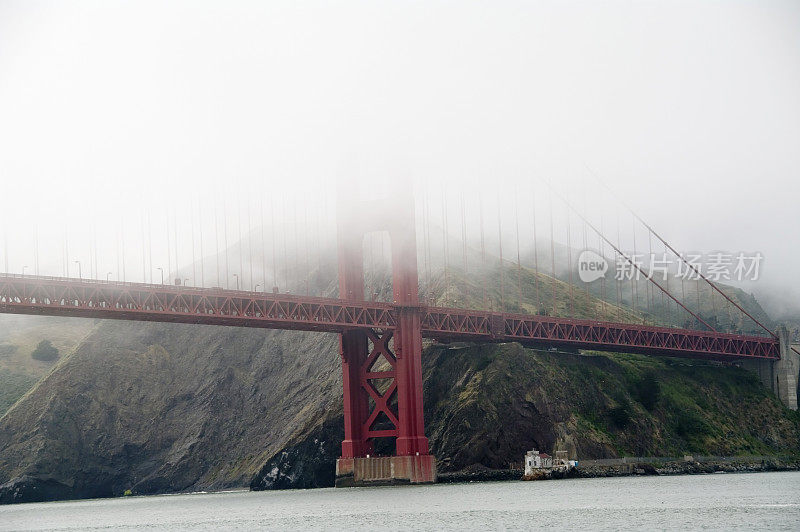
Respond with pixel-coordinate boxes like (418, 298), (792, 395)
(743, 327), (798, 410)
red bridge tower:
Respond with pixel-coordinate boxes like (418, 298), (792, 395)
(334, 184), (436, 486)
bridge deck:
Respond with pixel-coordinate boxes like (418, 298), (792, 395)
(0, 274), (779, 361)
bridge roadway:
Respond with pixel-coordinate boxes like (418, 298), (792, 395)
(0, 274), (779, 361)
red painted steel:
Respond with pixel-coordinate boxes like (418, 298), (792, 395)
(0, 274), (779, 361)
(421, 307), (779, 360)
(0, 274), (395, 332)
(335, 184), (430, 460)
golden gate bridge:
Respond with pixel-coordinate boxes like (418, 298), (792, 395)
(0, 178), (791, 485)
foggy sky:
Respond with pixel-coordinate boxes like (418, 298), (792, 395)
(0, 1), (798, 317)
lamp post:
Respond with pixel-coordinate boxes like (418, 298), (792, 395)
(233, 273), (239, 290)
(183, 278), (190, 287)
(106, 271), (113, 281)
(254, 283), (261, 292)
(21, 265), (27, 276)
(74, 261), (81, 280)
(156, 267), (164, 285)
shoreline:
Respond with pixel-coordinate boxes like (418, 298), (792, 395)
(437, 457), (800, 484)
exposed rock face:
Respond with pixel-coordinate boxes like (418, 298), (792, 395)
(0, 320), (343, 503)
(250, 416), (343, 491)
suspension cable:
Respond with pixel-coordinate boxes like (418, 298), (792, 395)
(546, 180), (716, 331)
(585, 168), (776, 338)
(531, 186), (541, 312)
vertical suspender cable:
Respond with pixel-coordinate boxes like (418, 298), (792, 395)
(247, 199), (254, 290)
(116, 219), (121, 281)
(531, 187), (540, 312)
(190, 201), (196, 286)
(166, 204), (172, 281)
(63, 225), (68, 276)
(33, 223), (39, 276)
(646, 229), (653, 316)
(599, 212), (607, 319)
(460, 191), (467, 275)
(120, 218), (125, 282)
(421, 191), (430, 301)
(173, 208), (178, 283)
(90, 222), (95, 279)
(271, 196), (277, 290)
(441, 187), (449, 306)
(581, 188), (591, 314)
(426, 188), (433, 303)
(315, 199), (321, 288)
(292, 202), (299, 293)
(3, 220), (8, 274)
(680, 251), (687, 324)
(616, 212), (623, 321)
(88, 225), (93, 279)
(282, 201), (289, 291)
(304, 205), (310, 296)
(260, 198), (266, 292)
(199, 197), (205, 288)
(514, 193), (522, 310)
(215, 204), (221, 288)
(565, 202), (574, 317)
(710, 277), (717, 328)
(479, 192), (487, 310)
(497, 191), (505, 312)
(140, 212), (146, 283)
(631, 216), (638, 313)
(224, 199), (230, 289)
(146, 213), (152, 283)
(549, 192), (557, 316)
(663, 242), (671, 325)
(238, 199), (244, 289)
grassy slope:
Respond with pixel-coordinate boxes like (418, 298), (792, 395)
(0, 316), (96, 417)
(0, 370), (38, 416)
(424, 344), (800, 471)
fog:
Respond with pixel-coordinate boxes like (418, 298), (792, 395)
(0, 1), (798, 318)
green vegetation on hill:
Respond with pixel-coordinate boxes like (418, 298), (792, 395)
(423, 344), (800, 472)
(0, 370), (38, 416)
(31, 340), (59, 362)
(0, 316), (96, 418)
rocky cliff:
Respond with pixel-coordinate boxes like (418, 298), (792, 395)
(0, 320), (343, 503)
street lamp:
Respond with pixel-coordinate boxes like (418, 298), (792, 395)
(254, 283), (261, 292)
(106, 271), (113, 281)
(232, 273), (239, 290)
(156, 267), (164, 285)
(183, 278), (190, 287)
(74, 261), (81, 280)
(21, 265), (27, 276)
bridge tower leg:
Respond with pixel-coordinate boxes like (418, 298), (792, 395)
(334, 183), (436, 487)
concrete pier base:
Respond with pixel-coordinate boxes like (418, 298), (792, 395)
(335, 455), (437, 487)
(742, 327), (798, 410)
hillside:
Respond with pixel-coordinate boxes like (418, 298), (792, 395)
(0, 315), (96, 416)
(252, 343), (800, 490)
(0, 320), (343, 503)
(1, 253), (797, 503)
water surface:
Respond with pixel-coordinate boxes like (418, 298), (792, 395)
(2, 471), (799, 530)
